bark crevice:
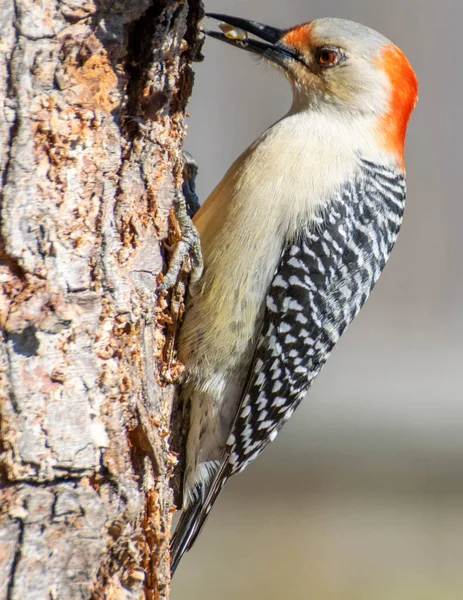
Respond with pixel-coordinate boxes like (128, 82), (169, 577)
(5, 516), (24, 600)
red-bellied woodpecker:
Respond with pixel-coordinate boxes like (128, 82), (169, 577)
(170, 13), (418, 573)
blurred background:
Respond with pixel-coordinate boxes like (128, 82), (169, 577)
(174, 0), (463, 597)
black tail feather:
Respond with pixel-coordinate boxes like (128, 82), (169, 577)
(171, 462), (232, 574)
(170, 501), (203, 575)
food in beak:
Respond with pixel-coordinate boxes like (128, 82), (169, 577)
(218, 22), (249, 42)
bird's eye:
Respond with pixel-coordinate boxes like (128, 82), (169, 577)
(316, 47), (341, 67)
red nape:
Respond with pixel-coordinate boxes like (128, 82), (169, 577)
(375, 44), (418, 169)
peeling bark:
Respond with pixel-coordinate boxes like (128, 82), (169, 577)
(0, 0), (203, 598)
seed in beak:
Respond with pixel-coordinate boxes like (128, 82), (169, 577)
(219, 22), (249, 41)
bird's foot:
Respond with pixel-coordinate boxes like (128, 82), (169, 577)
(159, 153), (203, 290)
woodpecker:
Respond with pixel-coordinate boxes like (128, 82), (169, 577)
(170, 13), (418, 573)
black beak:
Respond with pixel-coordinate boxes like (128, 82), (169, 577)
(205, 13), (301, 67)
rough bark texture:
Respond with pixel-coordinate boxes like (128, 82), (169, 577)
(0, 0), (203, 598)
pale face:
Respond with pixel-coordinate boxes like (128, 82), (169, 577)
(273, 19), (393, 113)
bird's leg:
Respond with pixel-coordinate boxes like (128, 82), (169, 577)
(182, 151), (201, 218)
(159, 153), (203, 290)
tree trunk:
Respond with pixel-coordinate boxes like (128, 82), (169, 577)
(0, 0), (203, 598)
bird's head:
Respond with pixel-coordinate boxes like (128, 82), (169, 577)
(206, 14), (418, 165)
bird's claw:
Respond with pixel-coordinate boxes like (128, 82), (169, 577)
(159, 209), (203, 290)
(159, 153), (203, 291)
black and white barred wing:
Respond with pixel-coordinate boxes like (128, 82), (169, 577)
(226, 164), (406, 476)
(227, 195), (358, 475)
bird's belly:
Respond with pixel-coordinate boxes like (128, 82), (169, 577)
(178, 230), (283, 385)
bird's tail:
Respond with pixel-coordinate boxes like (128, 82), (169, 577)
(170, 501), (204, 575)
(170, 461), (229, 574)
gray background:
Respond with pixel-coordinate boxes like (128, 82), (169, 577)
(173, 0), (463, 597)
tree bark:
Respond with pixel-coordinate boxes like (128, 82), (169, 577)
(0, 0), (203, 598)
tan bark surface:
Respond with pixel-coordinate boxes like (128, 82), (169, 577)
(0, 0), (203, 598)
